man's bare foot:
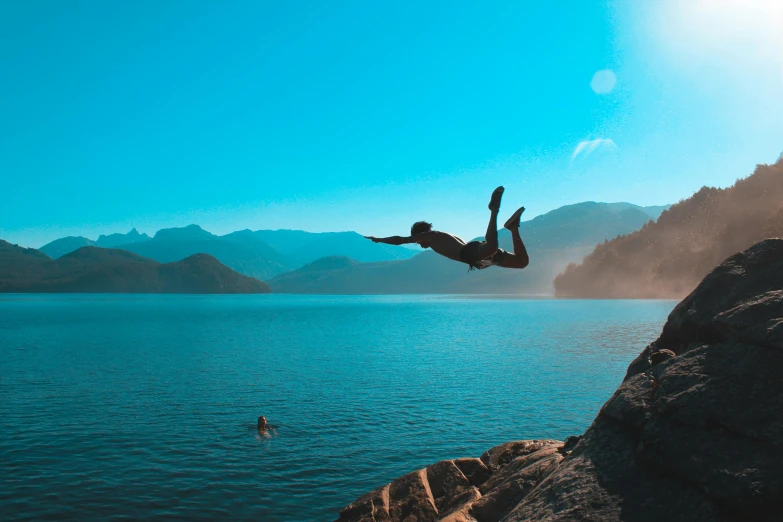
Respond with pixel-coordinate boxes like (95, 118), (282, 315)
(488, 186), (504, 212)
(503, 206), (525, 230)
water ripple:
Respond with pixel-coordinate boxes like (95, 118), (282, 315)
(0, 294), (674, 520)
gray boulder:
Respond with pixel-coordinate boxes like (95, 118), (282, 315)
(336, 238), (783, 521)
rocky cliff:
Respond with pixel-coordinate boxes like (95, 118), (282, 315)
(336, 238), (783, 521)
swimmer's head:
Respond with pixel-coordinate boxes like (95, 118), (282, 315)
(258, 416), (267, 430)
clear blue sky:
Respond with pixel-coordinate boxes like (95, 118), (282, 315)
(2, 0), (782, 248)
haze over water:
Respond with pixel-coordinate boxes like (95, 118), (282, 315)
(0, 295), (674, 520)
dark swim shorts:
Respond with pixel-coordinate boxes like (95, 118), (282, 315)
(459, 241), (509, 270)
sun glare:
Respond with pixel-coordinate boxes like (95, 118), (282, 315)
(656, 0), (783, 75)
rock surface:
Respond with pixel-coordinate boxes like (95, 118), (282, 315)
(336, 440), (564, 522)
(336, 238), (783, 521)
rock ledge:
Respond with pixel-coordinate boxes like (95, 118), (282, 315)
(337, 440), (563, 522)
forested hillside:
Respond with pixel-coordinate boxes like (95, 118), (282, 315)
(554, 159), (783, 298)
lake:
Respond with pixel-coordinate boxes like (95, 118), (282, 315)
(0, 295), (675, 521)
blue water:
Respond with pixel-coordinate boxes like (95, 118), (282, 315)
(0, 295), (674, 521)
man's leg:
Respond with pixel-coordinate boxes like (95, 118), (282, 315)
(497, 227), (529, 269)
(496, 206), (529, 269)
(484, 210), (499, 251)
(476, 187), (503, 259)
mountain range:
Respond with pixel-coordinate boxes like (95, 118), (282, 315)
(40, 228), (151, 259)
(30, 201), (668, 295)
(0, 241), (269, 293)
(269, 202), (669, 294)
(40, 226), (419, 281)
(554, 157), (783, 298)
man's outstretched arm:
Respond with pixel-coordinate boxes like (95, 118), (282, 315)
(364, 235), (416, 245)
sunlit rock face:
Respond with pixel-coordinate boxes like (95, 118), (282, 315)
(335, 440), (564, 522)
(336, 239), (783, 522)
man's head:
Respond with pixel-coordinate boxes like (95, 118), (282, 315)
(258, 416), (267, 430)
(411, 221), (433, 247)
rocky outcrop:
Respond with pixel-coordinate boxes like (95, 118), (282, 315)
(337, 238), (783, 521)
(337, 440), (564, 522)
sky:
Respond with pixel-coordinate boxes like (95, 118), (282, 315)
(2, 0), (782, 248)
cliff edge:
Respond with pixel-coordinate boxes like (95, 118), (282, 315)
(336, 238), (783, 521)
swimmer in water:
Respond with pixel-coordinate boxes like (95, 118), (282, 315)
(257, 415), (278, 437)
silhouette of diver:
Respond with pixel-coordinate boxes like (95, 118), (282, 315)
(365, 186), (529, 271)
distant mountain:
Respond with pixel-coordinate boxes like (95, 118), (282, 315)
(40, 229), (151, 258)
(39, 236), (95, 259)
(38, 226), (419, 280)
(243, 229), (326, 254)
(114, 225), (290, 281)
(154, 224), (217, 242)
(512, 201), (655, 250)
(0, 241), (269, 293)
(268, 256), (364, 292)
(0, 240), (53, 283)
(604, 203), (671, 220)
(0, 240), (50, 264)
(248, 230), (420, 265)
(270, 201), (661, 294)
(639, 205), (671, 220)
(32, 201), (665, 291)
(96, 228), (151, 248)
(220, 229), (298, 261)
(554, 158), (783, 298)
